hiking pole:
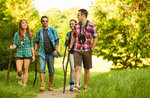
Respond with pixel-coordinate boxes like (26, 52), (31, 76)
(63, 51), (70, 93)
(62, 44), (67, 93)
(33, 55), (37, 87)
(62, 40), (70, 93)
(6, 41), (13, 85)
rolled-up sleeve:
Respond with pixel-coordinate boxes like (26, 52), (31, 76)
(53, 28), (59, 40)
(92, 25), (98, 38)
(35, 31), (40, 44)
(53, 28), (59, 45)
(13, 32), (18, 46)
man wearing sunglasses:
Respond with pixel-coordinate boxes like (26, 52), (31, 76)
(35, 16), (60, 91)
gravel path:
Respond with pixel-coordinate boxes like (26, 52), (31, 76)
(35, 86), (77, 98)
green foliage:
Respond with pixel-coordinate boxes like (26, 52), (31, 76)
(77, 68), (150, 98)
(93, 0), (150, 69)
(0, 0), (40, 70)
(43, 7), (80, 56)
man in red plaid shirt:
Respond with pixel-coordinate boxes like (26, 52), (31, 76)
(69, 9), (98, 92)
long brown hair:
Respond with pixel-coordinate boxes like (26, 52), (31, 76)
(18, 19), (32, 41)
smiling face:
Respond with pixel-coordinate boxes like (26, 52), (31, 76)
(70, 20), (76, 30)
(21, 20), (28, 29)
(41, 17), (48, 27)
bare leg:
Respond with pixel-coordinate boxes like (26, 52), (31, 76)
(75, 66), (81, 87)
(16, 59), (23, 77)
(49, 74), (54, 85)
(40, 73), (45, 83)
(84, 68), (90, 88)
(23, 59), (30, 84)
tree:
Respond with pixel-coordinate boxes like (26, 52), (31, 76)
(0, 0), (40, 70)
(93, 0), (149, 69)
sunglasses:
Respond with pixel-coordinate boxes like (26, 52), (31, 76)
(42, 20), (48, 22)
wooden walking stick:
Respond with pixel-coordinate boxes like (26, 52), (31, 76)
(33, 56), (37, 87)
(63, 51), (70, 93)
(6, 41), (13, 85)
(62, 40), (70, 93)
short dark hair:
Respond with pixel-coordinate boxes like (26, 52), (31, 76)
(41, 16), (48, 22)
(70, 19), (77, 23)
(78, 9), (88, 18)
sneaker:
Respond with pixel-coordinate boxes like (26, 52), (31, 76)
(70, 84), (74, 91)
(22, 84), (27, 87)
(39, 83), (45, 91)
(48, 84), (54, 91)
(70, 89), (74, 91)
(73, 86), (81, 93)
(18, 76), (22, 85)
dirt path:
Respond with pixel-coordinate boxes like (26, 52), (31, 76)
(35, 86), (77, 98)
(36, 56), (113, 98)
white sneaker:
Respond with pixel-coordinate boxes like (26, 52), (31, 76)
(18, 76), (22, 85)
(22, 84), (27, 87)
(73, 86), (81, 93)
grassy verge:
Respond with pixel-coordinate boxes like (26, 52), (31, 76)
(77, 68), (150, 98)
(0, 67), (70, 98)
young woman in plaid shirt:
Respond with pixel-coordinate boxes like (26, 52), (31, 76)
(10, 19), (35, 86)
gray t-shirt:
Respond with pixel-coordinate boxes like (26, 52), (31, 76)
(43, 29), (54, 54)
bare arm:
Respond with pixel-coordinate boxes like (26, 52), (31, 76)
(55, 44), (58, 50)
(34, 44), (39, 56)
(35, 44), (38, 51)
(30, 47), (35, 62)
(91, 37), (98, 51)
(69, 34), (75, 50)
(53, 39), (59, 56)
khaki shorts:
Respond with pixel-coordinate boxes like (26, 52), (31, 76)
(74, 51), (92, 69)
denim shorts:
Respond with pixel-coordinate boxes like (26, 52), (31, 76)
(39, 54), (54, 74)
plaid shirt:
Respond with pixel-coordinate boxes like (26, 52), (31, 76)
(73, 20), (98, 52)
(13, 32), (33, 57)
(35, 27), (60, 59)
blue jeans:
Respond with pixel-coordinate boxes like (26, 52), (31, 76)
(39, 54), (54, 74)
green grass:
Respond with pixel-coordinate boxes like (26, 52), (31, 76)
(77, 68), (150, 98)
(0, 67), (70, 98)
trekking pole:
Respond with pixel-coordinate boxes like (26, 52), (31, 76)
(62, 40), (70, 93)
(6, 41), (13, 85)
(33, 55), (37, 87)
(63, 51), (70, 93)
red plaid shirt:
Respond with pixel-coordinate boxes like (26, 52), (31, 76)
(73, 20), (98, 52)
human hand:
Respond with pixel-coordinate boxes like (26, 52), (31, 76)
(53, 50), (57, 56)
(68, 46), (72, 51)
(32, 56), (35, 62)
(35, 50), (38, 56)
(66, 36), (69, 41)
(10, 45), (15, 50)
(91, 47), (94, 51)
